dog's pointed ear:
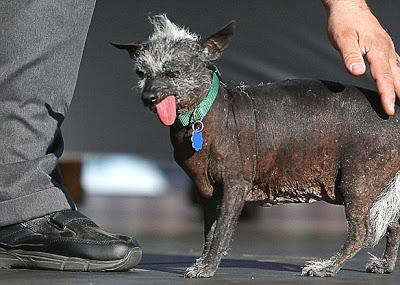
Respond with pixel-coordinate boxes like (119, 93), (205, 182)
(200, 21), (236, 61)
(110, 42), (142, 60)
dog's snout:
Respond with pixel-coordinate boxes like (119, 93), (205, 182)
(142, 90), (158, 105)
(142, 78), (162, 105)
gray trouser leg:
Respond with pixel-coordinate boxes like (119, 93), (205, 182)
(0, 0), (96, 226)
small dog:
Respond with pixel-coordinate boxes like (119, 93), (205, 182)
(112, 15), (400, 278)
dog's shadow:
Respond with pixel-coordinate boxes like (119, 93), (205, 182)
(137, 253), (301, 275)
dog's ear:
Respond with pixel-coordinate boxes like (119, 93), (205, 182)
(110, 42), (142, 60)
(200, 21), (236, 61)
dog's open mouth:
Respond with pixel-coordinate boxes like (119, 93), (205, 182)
(155, 95), (177, 126)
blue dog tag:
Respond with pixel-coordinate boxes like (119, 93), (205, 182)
(191, 129), (203, 152)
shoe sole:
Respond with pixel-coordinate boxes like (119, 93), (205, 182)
(0, 246), (142, 272)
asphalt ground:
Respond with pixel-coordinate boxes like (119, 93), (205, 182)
(1, 195), (398, 285)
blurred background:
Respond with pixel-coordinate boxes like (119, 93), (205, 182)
(57, 0), (399, 271)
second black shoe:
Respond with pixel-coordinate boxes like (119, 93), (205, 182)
(0, 209), (142, 271)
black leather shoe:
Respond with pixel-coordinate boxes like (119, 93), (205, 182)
(0, 210), (142, 271)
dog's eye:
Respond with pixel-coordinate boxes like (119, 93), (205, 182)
(135, 69), (145, 78)
(165, 70), (180, 78)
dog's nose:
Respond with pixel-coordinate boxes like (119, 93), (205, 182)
(142, 91), (158, 105)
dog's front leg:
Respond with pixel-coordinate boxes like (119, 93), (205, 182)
(185, 178), (250, 278)
(190, 192), (220, 268)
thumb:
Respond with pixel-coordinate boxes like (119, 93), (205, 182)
(334, 34), (366, 76)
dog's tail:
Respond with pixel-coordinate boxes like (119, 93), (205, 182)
(367, 171), (400, 247)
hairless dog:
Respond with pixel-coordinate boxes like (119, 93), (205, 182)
(113, 15), (400, 278)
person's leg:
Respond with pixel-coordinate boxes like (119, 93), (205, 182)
(0, 0), (142, 271)
(0, 0), (93, 226)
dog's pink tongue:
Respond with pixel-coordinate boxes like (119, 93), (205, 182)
(155, 96), (177, 126)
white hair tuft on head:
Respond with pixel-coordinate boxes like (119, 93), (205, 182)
(148, 14), (199, 43)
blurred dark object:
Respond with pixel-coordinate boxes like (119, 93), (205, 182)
(189, 183), (259, 220)
(59, 159), (83, 203)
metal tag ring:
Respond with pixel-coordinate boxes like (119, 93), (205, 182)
(192, 120), (204, 131)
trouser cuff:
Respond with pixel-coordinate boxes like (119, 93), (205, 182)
(0, 187), (71, 227)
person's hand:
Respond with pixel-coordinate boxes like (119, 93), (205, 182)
(323, 0), (399, 115)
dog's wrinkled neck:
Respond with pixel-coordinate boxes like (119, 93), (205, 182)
(176, 66), (221, 127)
(176, 80), (211, 115)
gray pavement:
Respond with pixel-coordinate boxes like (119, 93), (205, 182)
(0, 195), (399, 284)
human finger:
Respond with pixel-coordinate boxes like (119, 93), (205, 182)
(367, 49), (396, 115)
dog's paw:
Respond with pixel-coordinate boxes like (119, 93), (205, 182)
(301, 258), (337, 277)
(366, 253), (393, 274)
(184, 264), (216, 278)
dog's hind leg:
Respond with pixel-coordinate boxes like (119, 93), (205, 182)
(366, 220), (400, 273)
(302, 171), (373, 277)
(303, 202), (369, 276)
(366, 172), (400, 273)
(184, 178), (250, 278)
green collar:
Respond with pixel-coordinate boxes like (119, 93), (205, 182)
(177, 66), (221, 127)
